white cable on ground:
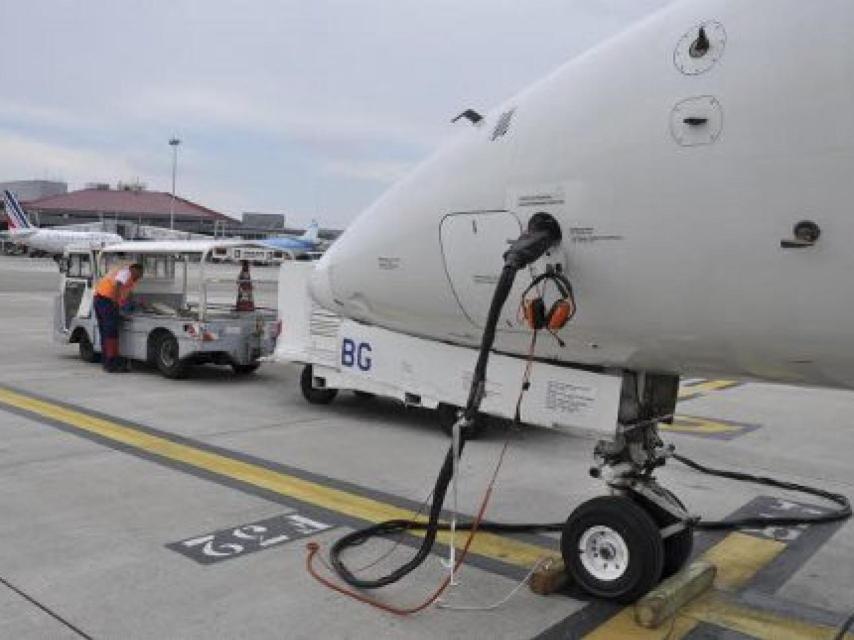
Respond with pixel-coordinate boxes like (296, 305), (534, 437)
(436, 558), (549, 612)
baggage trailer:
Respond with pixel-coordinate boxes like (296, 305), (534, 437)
(276, 262), (624, 438)
(55, 240), (282, 378)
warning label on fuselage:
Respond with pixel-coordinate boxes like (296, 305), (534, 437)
(545, 380), (598, 415)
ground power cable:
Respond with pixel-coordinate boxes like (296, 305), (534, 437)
(435, 330), (545, 612)
(349, 488), (436, 575)
(305, 216), (563, 612)
(670, 452), (851, 530)
(305, 436), (513, 615)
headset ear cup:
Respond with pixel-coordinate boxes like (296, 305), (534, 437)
(546, 299), (575, 331)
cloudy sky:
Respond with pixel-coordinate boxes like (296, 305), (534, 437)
(2, 0), (672, 227)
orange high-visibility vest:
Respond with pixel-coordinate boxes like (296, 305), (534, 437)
(95, 265), (137, 303)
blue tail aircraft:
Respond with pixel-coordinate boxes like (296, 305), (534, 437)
(259, 221), (321, 255)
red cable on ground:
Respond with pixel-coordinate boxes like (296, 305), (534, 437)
(305, 440), (510, 616)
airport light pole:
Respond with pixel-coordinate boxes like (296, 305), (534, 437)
(169, 137), (181, 230)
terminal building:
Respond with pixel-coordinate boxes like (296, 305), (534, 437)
(11, 181), (233, 238)
(1, 180), (341, 243)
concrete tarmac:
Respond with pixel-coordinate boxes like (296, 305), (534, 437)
(0, 255), (852, 639)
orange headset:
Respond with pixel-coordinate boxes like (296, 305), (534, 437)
(520, 270), (576, 332)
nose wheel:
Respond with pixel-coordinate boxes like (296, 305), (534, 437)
(564, 371), (695, 601)
(560, 495), (665, 603)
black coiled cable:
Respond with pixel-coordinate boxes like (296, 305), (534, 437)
(330, 222), (561, 590)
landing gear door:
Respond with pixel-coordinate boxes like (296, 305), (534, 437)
(440, 211), (527, 331)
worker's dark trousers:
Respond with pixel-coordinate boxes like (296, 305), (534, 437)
(93, 295), (121, 371)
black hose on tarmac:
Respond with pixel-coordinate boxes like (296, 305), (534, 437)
(671, 452), (851, 529)
(329, 217), (562, 590)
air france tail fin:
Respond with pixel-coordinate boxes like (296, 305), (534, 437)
(300, 220), (319, 244)
(2, 190), (33, 230)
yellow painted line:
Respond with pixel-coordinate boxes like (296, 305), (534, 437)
(689, 593), (854, 640)
(0, 387), (553, 569)
(583, 607), (700, 640)
(678, 379), (739, 400)
(701, 532), (785, 591)
(585, 532), (787, 639)
(660, 416), (743, 436)
(590, 587), (854, 639)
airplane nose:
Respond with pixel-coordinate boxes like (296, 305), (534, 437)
(303, 162), (467, 330)
(308, 255), (337, 310)
(305, 206), (382, 316)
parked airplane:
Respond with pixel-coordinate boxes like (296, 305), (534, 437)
(2, 190), (122, 254)
(304, 0), (854, 602)
(311, 0), (854, 391)
(258, 221), (320, 254)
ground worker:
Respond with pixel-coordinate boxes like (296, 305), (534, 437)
(93, 262), (144, 372)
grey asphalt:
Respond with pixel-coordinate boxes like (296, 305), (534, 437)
(0, 255), (852, 639)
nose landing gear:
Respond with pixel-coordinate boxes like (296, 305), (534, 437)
(560, 371), (692, 602)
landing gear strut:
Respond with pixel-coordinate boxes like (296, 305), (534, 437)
(560, 372), (692, 602)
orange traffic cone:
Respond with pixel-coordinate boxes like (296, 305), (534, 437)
(236, 260), (255, 312)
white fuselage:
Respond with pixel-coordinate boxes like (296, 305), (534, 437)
(8, 228), (122, 254)
(309, 0), (854, 390)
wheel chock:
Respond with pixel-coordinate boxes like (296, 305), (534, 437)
(529, 556), (568, 595)
(634, 561), (716, 628)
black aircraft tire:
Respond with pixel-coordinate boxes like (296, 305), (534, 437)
(154, 333), (187, 379)
(561, 495), (664, 604)
(300, 365), (338, 404)
(662, 524), (694, 579)
(633, 489), (694, 578)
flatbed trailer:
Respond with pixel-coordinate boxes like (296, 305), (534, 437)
(55, 240), (282, 378)
(276, 262), (623, 438)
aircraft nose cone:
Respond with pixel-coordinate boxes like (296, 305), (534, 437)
(308, 257), (337, 310)
(305, 210), (379, 316)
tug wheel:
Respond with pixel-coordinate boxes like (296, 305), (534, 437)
(300, 365), (338, 404)
(633, 488), (694, 578)
(153, 332), (187, 379)
(437, 403), (485, 440)
(232, 362), (261, 375)
(352, 390), (376, 401)
(78, 333), (99, 363)
(561, 495), (664, 603)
